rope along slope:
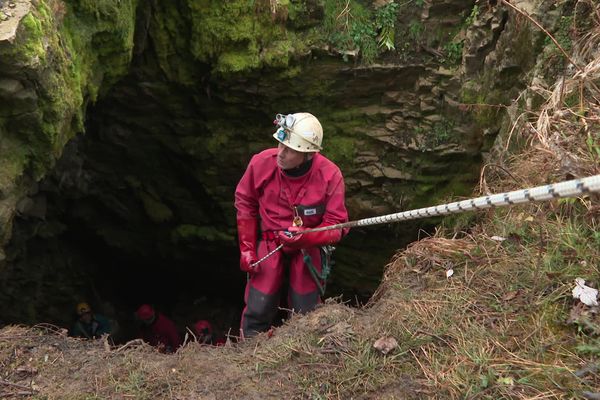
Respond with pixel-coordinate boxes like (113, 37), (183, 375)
(250, 174), (600, 267)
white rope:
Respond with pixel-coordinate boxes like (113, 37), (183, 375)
(303, 174), (600, 233)
(250, 244), (283, 268)
(249, 174), (600, 267)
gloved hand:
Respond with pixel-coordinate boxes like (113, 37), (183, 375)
(278, 224), (341, 250)
(237, 217), (259, 274)
(240, 250), (258, 273)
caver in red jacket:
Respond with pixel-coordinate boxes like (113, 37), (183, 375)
(235, 148), (348, 338)
(136, 305), (182, 353)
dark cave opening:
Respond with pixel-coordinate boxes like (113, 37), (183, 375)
(0, 80), (437, 337)
(3, 185), (426, 345)
(4, 199), (404, 344)
(0, 25), (444, 341)
(60, 222), (246, 343)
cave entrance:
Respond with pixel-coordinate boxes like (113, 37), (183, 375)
(59, 219), (245, 344)
(0, 54), (435, 343)
(3, 171), (417, 344)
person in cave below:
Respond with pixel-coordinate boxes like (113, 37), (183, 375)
(69, 302), (112, 340)
(192, 320), (226, 346)
(135, 304), (182, 353)
(235, 112), (349, 339)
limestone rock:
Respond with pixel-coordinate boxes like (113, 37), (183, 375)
(0, 0), (29, 43)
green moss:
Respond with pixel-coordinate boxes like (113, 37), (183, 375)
(0, 0), (137, 181)
(204, 125), (233, 155)
(461, 82), (503, 128)
(15, 0), (138, 178)
(170, 0), (404, 75)
(260, 38), (296, 69)
(429, 120), (455, 146)
(0, 136), (29, 193)
(217, 50), (261, 73)
(547, 15), (573, 54)
(19, 13), (46, 61)
(171, 224), (233, 243)
(140, 192), (173, 223)
(187, 0), (290, 74)
(62, 0), (138, 94)
(325, 136), (355, 168)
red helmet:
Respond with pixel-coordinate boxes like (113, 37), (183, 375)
(135, 304), (155, 321)
(193, 320), (212, 335)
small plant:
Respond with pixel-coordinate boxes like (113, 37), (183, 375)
(465, 4), (479, 26)
(375, 2), (399, 51)
(586, 134), (600, 159)
(350, 19), (378, 61)
(443, 40), (463, 65)
(323, 0), (401, 63)
(408, 19), (424, 42)
(430, 120), (455, 146)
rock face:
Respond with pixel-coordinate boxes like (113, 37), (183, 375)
(0, 0), (563, 324)
(0, 0), (137, 259)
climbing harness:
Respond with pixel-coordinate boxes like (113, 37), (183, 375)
(250, 174), (600, 268)
(301, 245), (335, 296)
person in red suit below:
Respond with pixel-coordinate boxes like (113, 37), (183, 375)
(235, 112), (349, 338)
(192, 320), (226, 346)
(135, 304), (182, 353)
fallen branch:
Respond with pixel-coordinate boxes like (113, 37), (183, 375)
(114, 339), (145, 353)
(0, 379), (35, 392)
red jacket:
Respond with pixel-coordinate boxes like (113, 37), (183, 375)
(139, 313), (182, 353)
(235, 149), (348, 234)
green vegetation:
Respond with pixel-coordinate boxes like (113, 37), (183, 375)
(171, 224), (234, 243)
(460, 81), (504, 128)
(465, 4), (479, 27)
(375, 1), (400, 51)
(428, 4), (480, 67)
(326, 136), (356, 168)
(139, 192), (173, 223)
(323, 0), (400, 63)
(188, 0), (290, 73)
(0, 0), (137, 181)
(407, 19), (424, 42)
(442, 40), (463, 65)
(430, 120), (455, 146)
(545, 15), (574, 55)
(19, 14), (46, 61)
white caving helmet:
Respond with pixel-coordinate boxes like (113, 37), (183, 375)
(273, 112), (323, 153)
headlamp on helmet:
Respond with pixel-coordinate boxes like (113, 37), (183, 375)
(76, 302), (92, 316)
(272, 112), (323, 153)
(276, 128), (287, 142)
(274, 113), (295, 130)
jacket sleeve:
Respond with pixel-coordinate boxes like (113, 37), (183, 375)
(69, 322), (83, 338)
(322, 170), (349, 237)
(235, 157), (260, 219)
(95, 315), (112, 336)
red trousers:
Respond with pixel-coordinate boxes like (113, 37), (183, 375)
(240, 239), (322, 337)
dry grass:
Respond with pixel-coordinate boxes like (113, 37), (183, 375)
(363, 6), (600, 397)
(367, 198), (600, 399)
